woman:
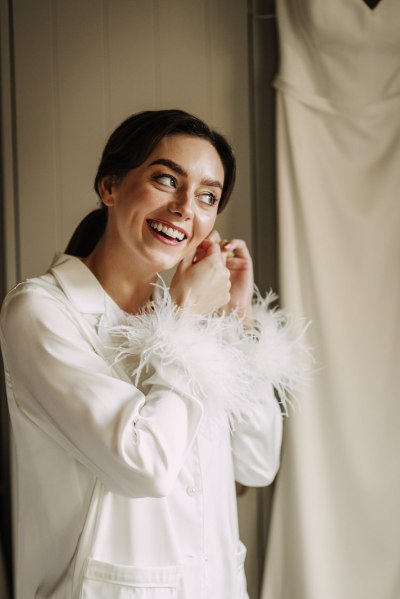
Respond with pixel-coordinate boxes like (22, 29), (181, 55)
(1, 110), (300, 598)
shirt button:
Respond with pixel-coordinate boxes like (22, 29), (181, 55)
(186, 485), (201, 497)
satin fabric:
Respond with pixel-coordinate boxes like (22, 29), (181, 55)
(1, 254), (282, 599)
(262, 1), (400, 598)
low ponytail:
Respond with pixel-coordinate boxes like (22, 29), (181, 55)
(65, 207), (107, 258)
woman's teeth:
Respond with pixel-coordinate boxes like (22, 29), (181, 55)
(149, 220), (185, 241)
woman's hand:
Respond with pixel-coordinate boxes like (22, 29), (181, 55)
(220, 238), (254, 319)
(170, 239), (231, 315)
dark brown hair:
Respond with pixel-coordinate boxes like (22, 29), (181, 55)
(65, 109), (236, 257)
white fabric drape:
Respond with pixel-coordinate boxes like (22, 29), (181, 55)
(262, 1), (400, 598)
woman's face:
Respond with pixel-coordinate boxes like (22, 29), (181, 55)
(100, 134), (225, 273)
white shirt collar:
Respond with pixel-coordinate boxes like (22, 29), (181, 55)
(49, 252), (166, 315)
(49, 253), (107, 314)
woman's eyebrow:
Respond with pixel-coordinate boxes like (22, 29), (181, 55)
(202, 177), (223, 190)
(149, 158), (187, 177)
(149, 158), (223, 190)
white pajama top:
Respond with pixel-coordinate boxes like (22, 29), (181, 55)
(0, 253), (298, 599)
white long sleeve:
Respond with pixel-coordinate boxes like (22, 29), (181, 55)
(1, 283), (204, 498)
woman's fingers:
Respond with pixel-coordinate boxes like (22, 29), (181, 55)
(172, 235), (254, 315)
(205, 232), (252, 266)
(222, 238), (250, 258)
(207, 229), (222, 243)
(170, 240), (231, 314)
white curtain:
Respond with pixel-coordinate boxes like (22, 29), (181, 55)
(262, 1), (400, 598)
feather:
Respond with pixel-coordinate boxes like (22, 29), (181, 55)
(237, 289), (312, 416)
(108, 283), (311, 428)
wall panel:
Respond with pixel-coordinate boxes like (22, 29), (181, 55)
(53, 0), (107, 246)
(157, 0), (209, 116)
(11, 0), (252, 280)
(13, 0), (58, 278)
(107, 1), (158, 122)
(3, 1), (263, 596)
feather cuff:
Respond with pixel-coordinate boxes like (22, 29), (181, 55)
(109, 286), (310, 427)
(234, 290), (311, 416)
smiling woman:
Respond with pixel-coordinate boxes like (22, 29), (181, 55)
(88, 134), (225, 309)
(0, 109), (303, 599)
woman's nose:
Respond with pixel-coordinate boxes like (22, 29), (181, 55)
(168, 190), (194, 219)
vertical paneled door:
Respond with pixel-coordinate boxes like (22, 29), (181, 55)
(1, 1), (278, 597)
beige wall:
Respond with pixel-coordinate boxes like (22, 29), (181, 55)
(4, 0), (253, 286)
(1, 1), (272, 597)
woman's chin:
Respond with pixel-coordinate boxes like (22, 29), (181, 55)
(149, 253), (183, 274)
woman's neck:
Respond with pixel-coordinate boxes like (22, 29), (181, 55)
(83, 239), (158, 314)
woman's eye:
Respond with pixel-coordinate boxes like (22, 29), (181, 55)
(154, 174), (176, 188)
(199, 192), (219, 206)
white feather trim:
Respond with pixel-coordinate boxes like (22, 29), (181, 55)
(108, 284), (310, 428)
(237, 289), (312, 416)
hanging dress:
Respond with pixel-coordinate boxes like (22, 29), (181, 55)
(262, 1), (400, 598)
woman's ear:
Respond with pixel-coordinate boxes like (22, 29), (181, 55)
(98, 176), (116, 207)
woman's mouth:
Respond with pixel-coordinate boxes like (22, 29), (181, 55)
(147, 219), (187, 243)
